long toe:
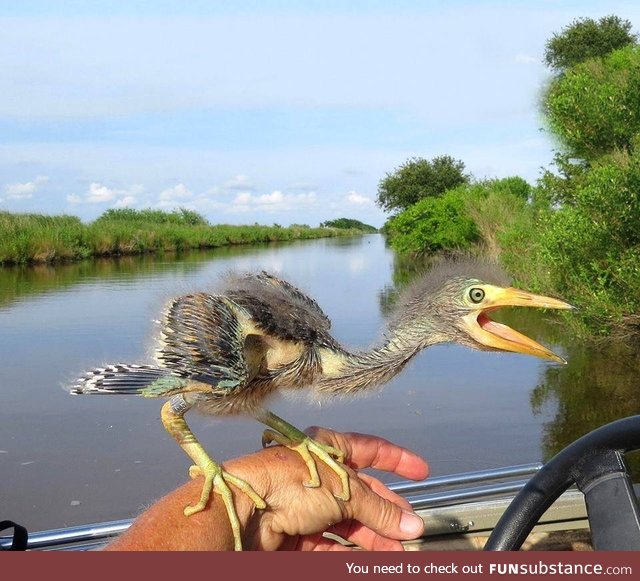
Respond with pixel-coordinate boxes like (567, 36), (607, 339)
(303, 437), (351, 501)
(185, 463), (267, 550)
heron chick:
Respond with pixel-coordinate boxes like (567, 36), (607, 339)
(72, 265), (573, 550)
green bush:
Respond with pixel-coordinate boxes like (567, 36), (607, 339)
(385, 177), (534, 257)
(386, 187), (478, 254)
(490, 176), (532, 200)
(544, 45), (640, 159)
(0, 212), (87, 263)
(536, 151), (640, 335)
(96, 207), (209, 226)
(464, 182), (534, 262)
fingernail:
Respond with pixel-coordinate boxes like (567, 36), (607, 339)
(400, 511), (423, 536)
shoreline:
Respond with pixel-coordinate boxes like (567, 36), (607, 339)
(0, 210), (368, 266)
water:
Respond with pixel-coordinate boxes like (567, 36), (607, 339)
(1, 234), (638, 531)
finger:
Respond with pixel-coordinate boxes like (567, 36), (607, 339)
(359, 473), (413, 512)
(346, 477), (425, 542)
(305, 427), (429, 480)
(329, 520), (405, 551)
(345, 432), (429, 480)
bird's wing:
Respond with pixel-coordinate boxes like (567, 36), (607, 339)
(155, 292), (249, 390)
(225, 271), (338, 347)
(255, 271), (331, 329)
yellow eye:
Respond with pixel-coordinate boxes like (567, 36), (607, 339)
(469, 287), (485, 303)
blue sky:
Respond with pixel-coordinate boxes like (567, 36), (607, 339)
(2, 1), (639, 226)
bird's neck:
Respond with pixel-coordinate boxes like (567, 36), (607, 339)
(314, 323), (443, 396)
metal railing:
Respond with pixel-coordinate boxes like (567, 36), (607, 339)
(1, 462), (542, 550)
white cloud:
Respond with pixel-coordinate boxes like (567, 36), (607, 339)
(187, 196), (226, 211)
(515, 53), (538, 64)
(284, 180), (317, 192)
(114, 195), (137, 208)
(223, 175), (255, 191)
(297, 192), (316, 202)
(74, 182), (143, 205)
(230, 190), (316, 213)
(86, 182), (116, 203)
(159, 183), (192, 201)
(346, 191), (373, 205)
(4, 175), (48, 199)
(234, 192), (252, 205)
(257, 191), (285, 205)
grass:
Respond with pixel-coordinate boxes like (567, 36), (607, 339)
(0, 209), (365, 265)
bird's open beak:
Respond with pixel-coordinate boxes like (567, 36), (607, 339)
(462, 287), (574, 364)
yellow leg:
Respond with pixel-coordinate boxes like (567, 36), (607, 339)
(161, 398), (266, 551)
(259, 411), (350, 501)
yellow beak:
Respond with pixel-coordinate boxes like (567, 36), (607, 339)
(462, 287), (574, 364)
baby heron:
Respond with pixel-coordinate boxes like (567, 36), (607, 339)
(72, 265), (572, 550)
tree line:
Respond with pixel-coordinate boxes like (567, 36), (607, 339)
(0, 209), (371, 265)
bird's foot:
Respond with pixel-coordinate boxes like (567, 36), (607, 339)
(186, 461), (267, 551)
(261, 429), (350, 501)
(262, 429), (345, 462)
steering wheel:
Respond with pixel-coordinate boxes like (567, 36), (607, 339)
(485, 415), (640, 551)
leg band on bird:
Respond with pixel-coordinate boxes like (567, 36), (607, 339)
(160, 400), (266, 551)
(258, 410), (350, 501)
(169, 394), (191, 415)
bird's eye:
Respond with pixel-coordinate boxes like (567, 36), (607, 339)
(469, 287), (485, 303)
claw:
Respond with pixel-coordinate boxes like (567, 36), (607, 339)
(186, 461), (266, 551)
(261, 428), (350, 501)
(262, 428), (279, 448)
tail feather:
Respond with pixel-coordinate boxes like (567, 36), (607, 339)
(71, 364), (172, 395)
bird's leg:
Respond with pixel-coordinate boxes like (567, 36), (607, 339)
(161, 395), (266, 551)
(257, 410), (350, 501)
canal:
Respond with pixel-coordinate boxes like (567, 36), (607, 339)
(1, 234), (638, 531)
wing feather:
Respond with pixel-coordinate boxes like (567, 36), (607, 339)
(155, 293), (248, 390)
(225, 271), (338, 348)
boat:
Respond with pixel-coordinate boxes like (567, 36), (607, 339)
(4, 415), (640, 551)
(0, 462), (591, 551)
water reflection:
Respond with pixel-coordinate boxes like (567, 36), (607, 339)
(0, 243), (310, 310)
(533, 344), (640, 466)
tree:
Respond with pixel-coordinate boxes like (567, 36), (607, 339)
(544, 45), (640, 160)
(491, 176), (532, 201)
(320, 218), (378, 232)
(536, 149), (640, 334)
(376, 155), (469, 213)
(385, 186), (478, 254)
(534, 19), (640, 337)
(544, 15), (636, 73)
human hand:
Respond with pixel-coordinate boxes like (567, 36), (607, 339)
(229, 427), (429, 551)
(105, 427), (428, 551)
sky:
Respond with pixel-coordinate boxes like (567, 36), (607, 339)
(2, 1), (640, 227)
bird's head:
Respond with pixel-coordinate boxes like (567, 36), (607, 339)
(392, 262), (574, 364)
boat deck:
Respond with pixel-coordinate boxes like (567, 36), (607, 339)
(1, 462), (598, 551)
